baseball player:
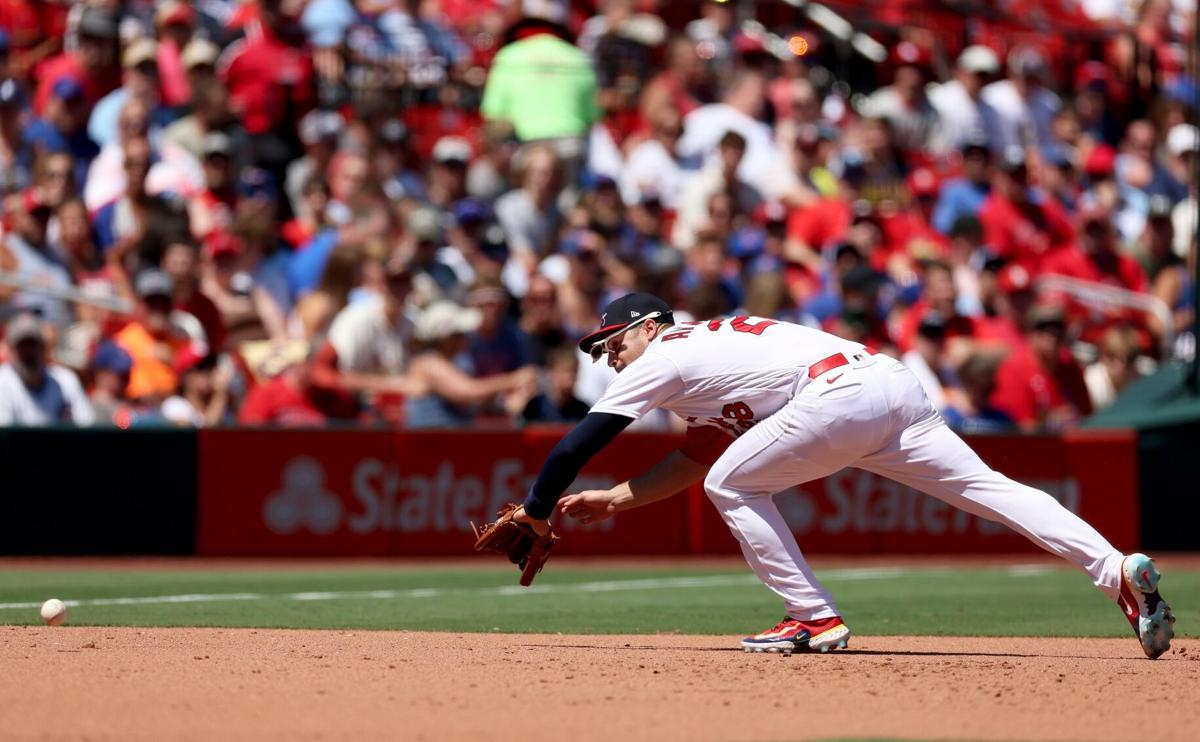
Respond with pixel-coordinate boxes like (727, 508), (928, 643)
(510, 293), (1175, 658)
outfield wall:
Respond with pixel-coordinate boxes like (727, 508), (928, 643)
(0, 427), (1142, 556)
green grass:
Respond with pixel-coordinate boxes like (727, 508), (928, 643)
(0, 564), (1195, 637)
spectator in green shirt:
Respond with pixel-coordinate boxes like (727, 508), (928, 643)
(481, 16), (600, 172)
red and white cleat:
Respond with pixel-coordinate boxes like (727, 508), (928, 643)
(741, 615), (851, 654)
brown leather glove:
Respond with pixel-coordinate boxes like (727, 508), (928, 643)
(472, 503), (560, 586)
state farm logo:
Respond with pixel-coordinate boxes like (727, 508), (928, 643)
(263, 457), (343, 535)
(259, 456), (615, 536)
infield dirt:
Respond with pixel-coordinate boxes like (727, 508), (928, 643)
(3, 627), (1196, 741)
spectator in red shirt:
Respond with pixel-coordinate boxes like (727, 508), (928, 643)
(219, 2), (313, 138)
(238, 345), (355, 426)
(32, 6), (119, 116)
(979, 148), (1075, 272)
(894, 261), (976, 353)
(990, 303), (1092, 432)
(153, 0), (197, 110)
(1043, 206), (1147, 292)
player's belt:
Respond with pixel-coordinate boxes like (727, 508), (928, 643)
(807, 347), (878, 380)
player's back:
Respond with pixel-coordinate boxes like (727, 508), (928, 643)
(644, 315), (872, 423)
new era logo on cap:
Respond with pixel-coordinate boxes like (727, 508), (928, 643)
(577, 293), (674, 358)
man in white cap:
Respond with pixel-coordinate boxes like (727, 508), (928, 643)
(0, 313), (94, 425)
(1166, 123), (1198, 259)
(928, 45), (1004, 154)
(982, 46), (1062, 152)
(88, 37), (162, 148)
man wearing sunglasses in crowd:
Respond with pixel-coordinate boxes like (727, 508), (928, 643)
(507, 292), (1174, 659)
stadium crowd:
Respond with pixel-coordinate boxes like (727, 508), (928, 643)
(0, 0), (1196, 432)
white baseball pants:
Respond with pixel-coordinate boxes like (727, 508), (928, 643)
(704, 354), (1126, 621)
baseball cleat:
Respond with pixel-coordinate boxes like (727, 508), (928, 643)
(1117, 553), (1175, 660)
(741, 616), (851, 654)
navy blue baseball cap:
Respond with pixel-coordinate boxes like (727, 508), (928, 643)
(578, 292), (674, 360)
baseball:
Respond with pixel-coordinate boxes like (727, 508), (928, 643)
(40, 599), (67, 626)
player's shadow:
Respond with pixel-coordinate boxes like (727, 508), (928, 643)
(519, 644), (1126, 660)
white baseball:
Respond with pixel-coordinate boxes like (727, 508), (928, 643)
(40, 599), (67, 626)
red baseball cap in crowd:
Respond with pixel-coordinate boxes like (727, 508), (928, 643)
(997, 263), (1033, 294)
(907, 167), (939, 199)
(1084, 145), (1116, 178)
(204, 231), (243, 260)
(578, 293), (674, 361)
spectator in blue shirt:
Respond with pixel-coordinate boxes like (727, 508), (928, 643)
(932, 140), (991, 235)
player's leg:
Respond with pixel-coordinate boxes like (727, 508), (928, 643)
(705, 392), (874, 652)
(854, 362), (1174, 658)
(856, 364), (1124, 594)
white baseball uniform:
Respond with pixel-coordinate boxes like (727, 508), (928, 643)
(590, 316), (1127, 620)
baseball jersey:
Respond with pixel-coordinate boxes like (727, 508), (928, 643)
(591, 317), (871, 454)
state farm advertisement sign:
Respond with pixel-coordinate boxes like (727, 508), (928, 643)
(198, 429), (1138, 556)
(197, 430), (689, 556)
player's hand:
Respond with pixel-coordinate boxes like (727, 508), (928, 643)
(559, 490), (619, 524)
(510, 505), (550, 536)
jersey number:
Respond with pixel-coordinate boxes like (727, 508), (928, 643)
(661, 316), (778, 342)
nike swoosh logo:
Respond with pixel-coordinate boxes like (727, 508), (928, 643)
(1121, 598), (1136, 618)
(827, 374), (843, 384)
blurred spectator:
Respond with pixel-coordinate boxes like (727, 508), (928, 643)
(32, 5), (119, 116)
(981, 46), (1061, 153)
(518, 274), (568, 364)
(481, 12), (599, 150)
(114, 269), (206, 404)
(161, 77), (237, 161)
(640, 35), (708, 121)
(285, 108), (341, 218)
(620, 107), (696, 210)
(942, 353), (1015, 434)
(495, 143), (564, 293)
(673, 129), (760, 249)
(310, 258), (418, 409)
(404, 299), (537, 428)
(978, 148), (1074, 271)
(87, 37), (163, 149)
(152, 0), (197, 110)
(0, 312), (94, 425)
(87, 340), (134, 426)
(520, 346), (588, 424)
(282, 174), (330, 250)
(861, 42), (939, 154)
(187, 133), (236, 241)
(928, 45), (1002, 154)
(678, 69), (799, 203)
(2, 189), (73, 327)
(990, 303), (1092, 432)
(161, 238), (225, 353)
(54, 196), (101, 282)
(238, 341), (353, 426)
(1085, 326), (1143, 410)
(932, 141), (992, 235)
(0, 76), (31, 193)
(161, 353), (233, 427)
(466, 278), (534, 377)
(23, 77), (97, 184)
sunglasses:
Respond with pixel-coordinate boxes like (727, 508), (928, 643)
(588, 311), (662, 363)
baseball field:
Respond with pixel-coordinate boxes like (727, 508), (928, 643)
(2, 555), (1196, 742)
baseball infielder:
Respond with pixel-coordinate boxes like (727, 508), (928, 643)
(511, 293), (1176, 658)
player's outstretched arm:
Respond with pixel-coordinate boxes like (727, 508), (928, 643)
(517, 412), (634, 526)
(560, 450), (708, 523)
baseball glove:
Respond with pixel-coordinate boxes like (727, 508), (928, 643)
(472, 503), (560, 586)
